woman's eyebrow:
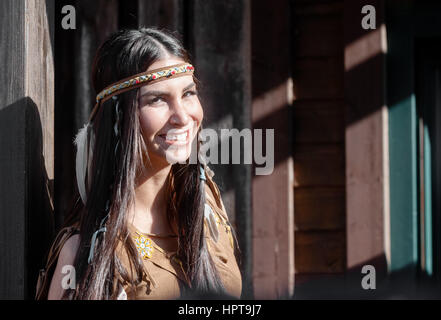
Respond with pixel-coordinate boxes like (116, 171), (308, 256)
(140, 82), (196, 98)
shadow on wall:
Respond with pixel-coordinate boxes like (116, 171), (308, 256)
(25, 97), (55, 299)
(0, 97), (54, 299)
(293, 253), (441, 299)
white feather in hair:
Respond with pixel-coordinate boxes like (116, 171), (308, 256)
(74, 123), (92, 205)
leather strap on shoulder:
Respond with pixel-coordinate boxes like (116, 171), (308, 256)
(35, 225), (80, 300)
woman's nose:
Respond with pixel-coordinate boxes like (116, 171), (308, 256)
(169, 99), (189, 126)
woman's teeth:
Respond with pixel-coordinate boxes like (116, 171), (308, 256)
(165, 132), (187, 141)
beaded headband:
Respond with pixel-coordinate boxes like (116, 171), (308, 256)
(89, 62), (195, 121)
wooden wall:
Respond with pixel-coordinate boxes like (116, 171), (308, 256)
(343, 0), (388, 277)
(291, 0), (346, 283)
(251, 0), (294, 299)
(292, 0), (389, 297)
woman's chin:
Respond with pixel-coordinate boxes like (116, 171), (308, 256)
(163, 146), (193, 164)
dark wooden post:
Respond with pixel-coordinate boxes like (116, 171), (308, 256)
(54, 0), (118, 229)
(138, 0), (185, 37)
(0, 0), (55, 299)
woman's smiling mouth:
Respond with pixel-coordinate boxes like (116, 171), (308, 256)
(158, 129), (190, 145)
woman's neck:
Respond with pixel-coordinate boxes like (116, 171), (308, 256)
(128, 161), (173, 234)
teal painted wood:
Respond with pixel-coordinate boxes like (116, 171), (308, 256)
(412, 0), (441, 282)
(386, 0), (419, 273)
(388, 0), (441, 276)
(423, 123), (433, 275)
(412, 0), (441, 281)
(388, 96), (419, 272)
(416, 39), (440, 277)
(412, 95), (419, 267)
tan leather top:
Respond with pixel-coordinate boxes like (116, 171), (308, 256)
(114, 179), (242, 300)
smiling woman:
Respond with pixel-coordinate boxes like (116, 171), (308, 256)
(138, 62), (202, 166)
(36, 27), (242, 300)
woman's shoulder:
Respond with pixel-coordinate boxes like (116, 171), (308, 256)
(53, 223), (81, 250)
(46, 225), (81, 299)
(49, 224), (81, 274)
(57, 233), (80, 265)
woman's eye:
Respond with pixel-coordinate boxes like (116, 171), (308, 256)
(144, 91), (197, 106)
(147, 96), (164, 105)
(183, 90), (197, 98)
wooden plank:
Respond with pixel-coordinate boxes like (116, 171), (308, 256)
(291, 0), (346, 285)
(292, 57), (344, 100)
(0, 0), (26, 300)
(293, 100), (345, 143)
(252, 0), (294, 299)
(138, 0), (184, 36)
(414, 40), (441, 276)
(387, 1), (441, 276)
(54, 0), (76, 229)
(295, 187), (345, 231)
(25, 0), (54, 182)
(0, 0), (25, 106)
(295, 231), (345, 273)
(24, 0), (55, 299)
(293, 143), (345, 187)
(251, 236), (278, 298)
(293, 14), (343, 58)
(293, 1), (343, 16)
(344, 0), (388, 272)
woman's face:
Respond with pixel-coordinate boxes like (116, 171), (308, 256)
(138, 58), (203, 166)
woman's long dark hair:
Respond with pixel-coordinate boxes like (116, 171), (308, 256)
(62, 27), (225, 299)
